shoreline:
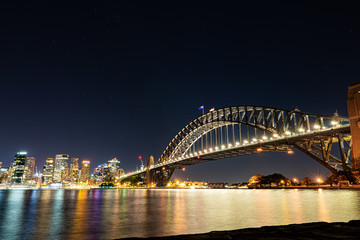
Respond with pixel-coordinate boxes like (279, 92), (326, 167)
(118, 220), (360, 240)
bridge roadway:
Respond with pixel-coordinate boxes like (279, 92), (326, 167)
(121, 123), (350, 180)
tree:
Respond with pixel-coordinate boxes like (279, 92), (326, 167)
(300, 177), (313, 187)
(248, 174), (263, 188)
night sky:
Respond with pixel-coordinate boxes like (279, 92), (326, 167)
(1, 1), (359, 183)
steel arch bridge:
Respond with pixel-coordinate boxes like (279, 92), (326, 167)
(120, 106), (352, 187)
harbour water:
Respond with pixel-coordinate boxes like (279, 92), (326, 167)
(0, 188), (360, 240)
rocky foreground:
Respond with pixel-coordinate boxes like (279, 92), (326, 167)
(120, 220), (360, 240)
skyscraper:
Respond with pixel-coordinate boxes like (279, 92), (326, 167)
(11, 152), (27, 184)
(42, 158), (54, 184)
(69, 158), (79, 182)
(53, 154), (69, 182)
(79, 160), (90, 183)
(24, 157), (36, 180)
(108, 158), (120, 173)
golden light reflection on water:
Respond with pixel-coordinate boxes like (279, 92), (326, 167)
(317, 189), (330, 222)
(71, 189), (88, 237)
(291, 189), (304, 223)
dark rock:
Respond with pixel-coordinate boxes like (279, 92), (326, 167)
(116, 220), (360, 240)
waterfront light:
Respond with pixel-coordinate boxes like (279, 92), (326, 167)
(256, 147), (263, 152)
(287, 149), (294, 154)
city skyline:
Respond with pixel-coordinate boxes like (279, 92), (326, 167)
(1, 1), (360, 182)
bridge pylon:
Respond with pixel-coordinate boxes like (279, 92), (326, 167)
(348, 82), (360, 180)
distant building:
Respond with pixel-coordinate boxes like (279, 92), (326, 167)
(11, 152), (27, 184)
(0, 162), (2, 169)
(208, 182), (226, 189)
(0, 167), (9, 183)
(24, 157), (36, 180)
(42, 158), (54, 184)
(79, 160), (90, 183)
(108, 158), (120, 173)
(69, 158), (79, 182)
(53, 154), (69, 182)
(61, 166), (69, 182)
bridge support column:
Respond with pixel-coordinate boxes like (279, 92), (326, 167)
(347, 82), (360, 176)
(145, 156), (155, 187)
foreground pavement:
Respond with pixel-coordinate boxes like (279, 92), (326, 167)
(119, 220), (360, 240)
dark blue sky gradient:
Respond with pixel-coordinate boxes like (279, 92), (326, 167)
(0, 1), (359, 182)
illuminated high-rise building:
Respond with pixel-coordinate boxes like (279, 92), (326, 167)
(61, 166), (69, 181)
(108, 158), (120, 173)
(53, 154), (69, 182)
(24, 157), (36, 180)
(69, 158), (79, 182)
(42, 158), (54, 184)
(79, 160), (90, 183)
(11, 152), (27, 184)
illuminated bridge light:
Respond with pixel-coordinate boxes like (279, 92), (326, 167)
(243, 140), (248, 144)
(299, 128), (305, 133)
(314, 124), (320, 129)
(194, 152), (197, 155)
(331, 120), (338, 126)
(221, 145), (225, 149)
(209, 148), (213, 152)
(215, 146), (219, 150)
(252, 138), (257, 142)
(273, 133), (279, 138)
(204, 149), (207, 153)
(285, 131), (291, 135)
(190, 153), (193, 157)
(262, 136), (268, 140)
(228, 144), (232, 147)
(235, 142), (240, 146)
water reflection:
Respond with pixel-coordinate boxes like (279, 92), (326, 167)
(0, 189), (360, 239)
